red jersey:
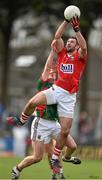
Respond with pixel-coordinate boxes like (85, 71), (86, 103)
(55, 48), (87, 93)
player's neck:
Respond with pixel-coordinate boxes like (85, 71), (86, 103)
(67, 49), (76, 56)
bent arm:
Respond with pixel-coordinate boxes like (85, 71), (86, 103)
(76, 31), (87, 59)
(51, 21), (68, 53)
(41, 50), (55, 81)
(54, 20), (68, 39)
(70, 17), (87, 59)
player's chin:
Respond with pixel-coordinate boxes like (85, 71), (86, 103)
(67, 47), (74, 52)
(66, 48), (71, 52)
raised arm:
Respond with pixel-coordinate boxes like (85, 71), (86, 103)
(41, 49), (55, 81)
(54, 20), (68, 39)
(71, 16), (87, 58)
(51, 21), (68, 53)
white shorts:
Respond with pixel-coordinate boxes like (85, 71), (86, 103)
(31, 116), (61, 144)
(43, 84), (76, 118)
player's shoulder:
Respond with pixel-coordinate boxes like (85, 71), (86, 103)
(77, 47), (87, 61)
(76, 50), (87, 63)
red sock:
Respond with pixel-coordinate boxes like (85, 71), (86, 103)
(20, 112), (29, 123)
(52, 147), (61, 159)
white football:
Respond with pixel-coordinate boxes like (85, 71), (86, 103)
(64, 5), (81, 21)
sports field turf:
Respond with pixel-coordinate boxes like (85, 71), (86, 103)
(0, 156), (102, 179)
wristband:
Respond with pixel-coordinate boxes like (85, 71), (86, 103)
(73, 26), (80, 32)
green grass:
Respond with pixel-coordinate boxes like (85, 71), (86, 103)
(0, 156), (102, 179)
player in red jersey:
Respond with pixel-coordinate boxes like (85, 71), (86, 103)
(7, 16), (87, 174)
(48, 16), (87, 172)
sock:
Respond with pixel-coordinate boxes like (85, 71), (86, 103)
(20, 112), (29, 123)
(52, 147), (61, 160)
(60, 168), (63, 174)
(16, 165), (21, 172)
(48, 159), (53, 169)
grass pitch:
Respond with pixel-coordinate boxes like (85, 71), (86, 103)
(0, 156), (102, 179)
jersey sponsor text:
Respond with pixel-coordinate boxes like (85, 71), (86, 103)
(60, 63), (74, 73)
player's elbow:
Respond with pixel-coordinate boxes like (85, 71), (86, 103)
(82, 47), (87, 57)
(54, 33), (60, 40)
(34, 156), (43, 163)
(82, 42), (87, 52)
(51, 38), (64, 53)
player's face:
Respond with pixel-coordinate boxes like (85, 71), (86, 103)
(66, 38), (77, 52)
(48, 72), (57, 83)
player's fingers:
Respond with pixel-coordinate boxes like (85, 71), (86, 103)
(76, 16), (79, 22)
(73, 16), (77, 23)
(70, 18), (75, 25)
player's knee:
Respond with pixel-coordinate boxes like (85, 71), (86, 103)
(35, 156), (42, 162)
(35, 153), (43, 162)
(61, 129), (69, 138)
(32, 156), (42, 163)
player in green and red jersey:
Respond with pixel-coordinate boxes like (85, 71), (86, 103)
(8, 50), (81, 180)
(9, 50), (64, 180)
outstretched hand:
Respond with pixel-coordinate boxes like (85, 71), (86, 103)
(7, 116), (24, 126)
(70, 16), (80, 32)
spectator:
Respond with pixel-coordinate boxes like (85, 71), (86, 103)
(78, 111), (94, 145)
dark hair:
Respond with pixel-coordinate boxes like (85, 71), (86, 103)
(67, 36), (78, 45)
